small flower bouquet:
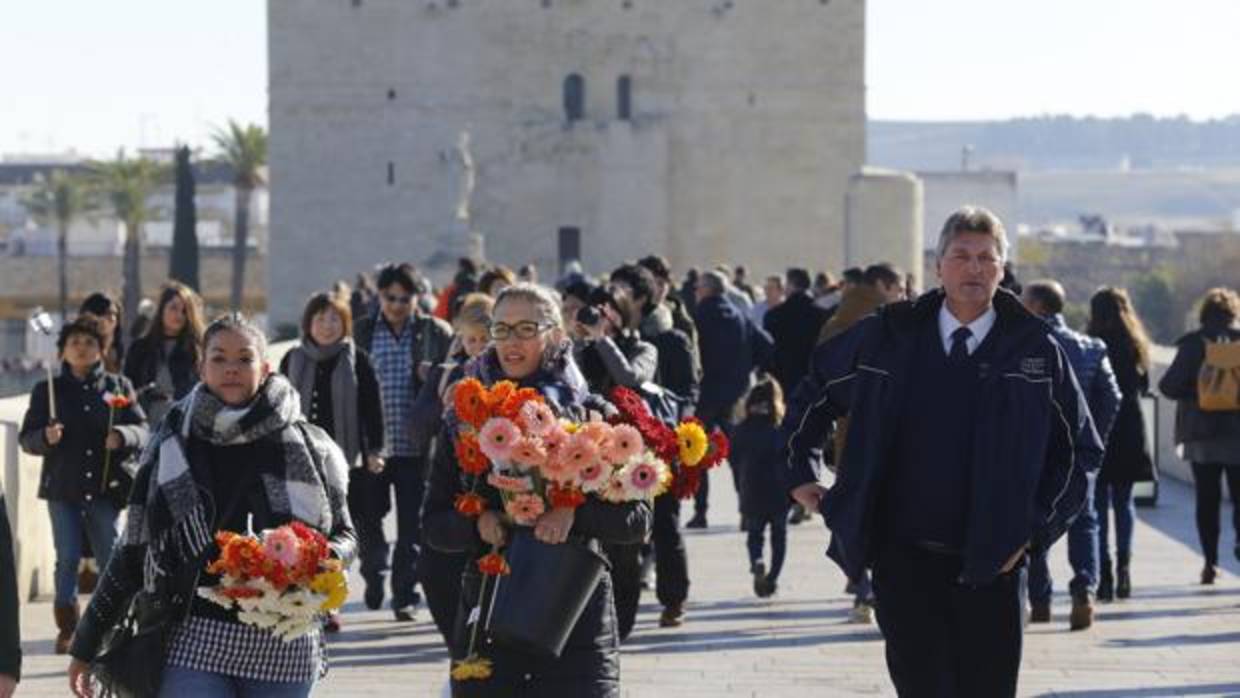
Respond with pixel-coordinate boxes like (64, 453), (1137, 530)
(607, 386), (730, 499)
(198, 521), (348, 642)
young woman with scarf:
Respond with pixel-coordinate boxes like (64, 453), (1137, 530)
(423, 283), (652, 698)
(280, 291), (384, 632)
(67, 314), (356, 698)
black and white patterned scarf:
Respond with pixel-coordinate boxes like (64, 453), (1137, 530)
(124, 374), (347, 591)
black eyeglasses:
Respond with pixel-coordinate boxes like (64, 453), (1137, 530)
(488, 321), (550, 341)
(384, 294), (413, 306)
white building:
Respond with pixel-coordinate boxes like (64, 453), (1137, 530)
(267, 0), (867, 326)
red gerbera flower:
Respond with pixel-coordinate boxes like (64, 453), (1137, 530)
(455, 434), (490, 475)
(477, 552), (511, 576)
(454, 492), (486, 517)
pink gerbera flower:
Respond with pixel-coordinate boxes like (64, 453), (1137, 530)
(576, 461), (609, 493)
(602, 424), (643, 465)
(262, 527), (302, 568)
(600, 474), (630, 503)
(505, 493), (546, 525)
(578, 420), (613, 446)
(478, 417), (521, 462)
(519, 401), (557, 436)
(509, 437), (549, 471)
(624, 461), (665, 499)
(561, 432), (600, 476)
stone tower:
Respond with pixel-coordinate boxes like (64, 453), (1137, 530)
(268, 0), (865, 325)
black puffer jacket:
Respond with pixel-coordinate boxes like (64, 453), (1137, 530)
(423, 348), (652, 698)
(19, 364), (149, 508)
(123, 334), (198, 417)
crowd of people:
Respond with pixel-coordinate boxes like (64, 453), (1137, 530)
(0, 206), (1236, 697)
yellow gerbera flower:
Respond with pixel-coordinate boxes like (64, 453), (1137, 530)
(675, 422), (709, 466)
(451, 655), (493, 681)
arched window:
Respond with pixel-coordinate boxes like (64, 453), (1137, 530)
(564, 74), (585, 122)
(617, 75), (632, 120)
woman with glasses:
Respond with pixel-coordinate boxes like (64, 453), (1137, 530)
(424, 283), (652, 698)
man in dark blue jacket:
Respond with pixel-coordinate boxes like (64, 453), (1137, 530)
(690, 270), (774, 528)
(785, 207), (1103, 697)
(1022, 280), (1121, 631)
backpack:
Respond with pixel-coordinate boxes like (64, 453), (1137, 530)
(1198, 338), (1240, 412)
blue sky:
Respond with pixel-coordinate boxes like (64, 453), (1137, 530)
(3, 0), (1238, 157)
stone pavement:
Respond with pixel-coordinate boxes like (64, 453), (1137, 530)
(13, 474), (1240, 697)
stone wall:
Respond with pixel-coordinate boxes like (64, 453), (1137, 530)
(267, 0), (866, 326)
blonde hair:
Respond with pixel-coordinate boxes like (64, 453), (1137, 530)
(453, 293), (494, 331)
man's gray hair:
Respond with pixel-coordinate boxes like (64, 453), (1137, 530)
(699, 271), (727, 297)
(936, 205), (1009, 261)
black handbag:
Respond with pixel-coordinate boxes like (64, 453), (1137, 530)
(92, 464), (256, 697)
(92, 589), (173, 698)
(486, 529), (609, 659)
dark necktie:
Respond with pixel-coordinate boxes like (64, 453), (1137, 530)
(949, 326), (973, 362)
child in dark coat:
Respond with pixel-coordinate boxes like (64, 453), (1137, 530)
(733, 378), (790, 597)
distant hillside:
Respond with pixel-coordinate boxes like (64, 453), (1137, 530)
(869, 115), (1240, 172)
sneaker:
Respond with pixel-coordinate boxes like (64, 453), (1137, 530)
(659, 604), (685, 628)
(1069, 593), (1094, 631)
(849, 599), (874, 624)
(364, 583), (384, 611)
(751, 562), (767, 598)
(393, 605), (416, 622)
(1029, 601), (1051, 624)
(1202, 564), (1219, 585)
(685, 514), (708, 529)
(758, 576), (778, 598)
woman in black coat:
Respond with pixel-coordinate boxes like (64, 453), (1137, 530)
(1087, 287), (1155, 600)
(18, 317), (148, 654)
(424, 284), (652, 698)
(1158, 287), (1240, 585)
(123, 282), (205, 428)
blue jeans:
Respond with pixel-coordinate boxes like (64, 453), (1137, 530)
(1028, 474), (1098, 603)
(47, 498), (120, 605)
(1095, 480), (1136, 565)
(158, 666), (314, 698)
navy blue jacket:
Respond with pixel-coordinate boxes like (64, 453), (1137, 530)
(1045, 314), (1122, 451)
(783, 288), (1103, 585)
(694, 294), (774, 419)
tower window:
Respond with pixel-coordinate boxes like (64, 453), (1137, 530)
(387, 161), (395, 185)
(617, 75), (632, 120)
(558, 227), (581, 273)
(564, 74), (585, 122)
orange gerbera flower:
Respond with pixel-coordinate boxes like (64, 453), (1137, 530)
(106, 394), (132, 410)
(486, 381), (517, 410)
(477, 552), (510, 576)
(454, 378), (491, 429)
(455, 434), (490, 476)
(497, 387), (542, 421)
(454, 492), (487, 517)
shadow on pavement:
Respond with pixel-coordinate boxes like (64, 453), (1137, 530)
(1037, 683), (1240, 697)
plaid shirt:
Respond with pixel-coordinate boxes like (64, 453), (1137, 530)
(370, 317), (415, 457)
(166, 615), (325, 682)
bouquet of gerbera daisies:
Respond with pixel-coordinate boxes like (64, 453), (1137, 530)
(198, 521), (348, 642)
(607, 386), (730, 499)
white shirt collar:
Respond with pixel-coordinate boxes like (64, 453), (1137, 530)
(939, 302), (997, 356)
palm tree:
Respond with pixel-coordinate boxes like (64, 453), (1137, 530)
(89, 152), (167, 323)
(212, 121), (267, 311)
(24, 169), (94, 319)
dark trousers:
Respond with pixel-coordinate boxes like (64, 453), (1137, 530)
(348, 456), (426, 608)
(652, 492), (689, 607)
(692, 408), (734, 517)
(1191, 462), (1240, 566)
(1028, 473), (1098, 602)
(604, 542), (642, 641)
(745, 512), (788, 582)
(872, 544), (1024, 698)
(420, 547), (468, 647)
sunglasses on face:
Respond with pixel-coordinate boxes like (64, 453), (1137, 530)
(488, 321), (550, 341)
(384, 294), (413, 306)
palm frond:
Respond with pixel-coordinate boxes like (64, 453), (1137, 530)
(211, 119), (268, 188)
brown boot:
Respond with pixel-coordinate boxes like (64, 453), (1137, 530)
(53, 603), (79, 655)
(659, 604), (685, 628)
(78, 559), (99, 595)
(1069, 592), (1094, 631)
